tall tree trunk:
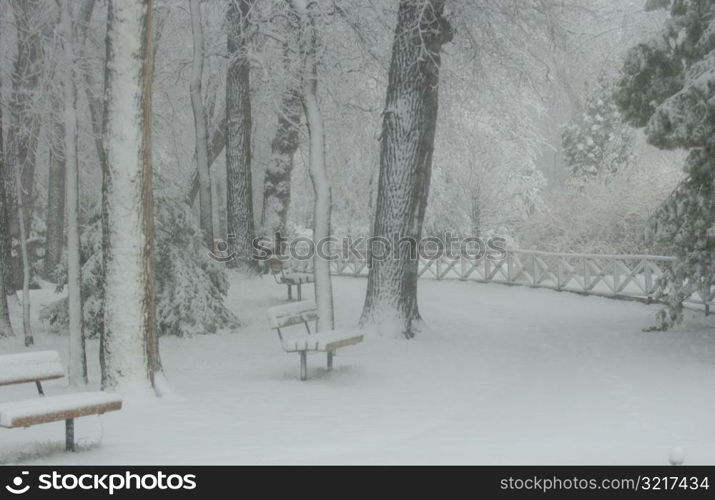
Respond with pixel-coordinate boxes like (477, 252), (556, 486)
(0, 78), (15, 338)
(14, 145), (33, 347)
(101, 0), (158, 391)
(6, 0), (44, 290)
(187, 114), (226, 204)
(44, 96), (66, 281)
(261, 40), (302, 237)
(360, 0), (452, 338)
(189, 0), (215, 246)
(61, 0), (87, 385)
(290, 0), (334, 330)
(78, 0), (108, 177)
(225, 0), (256, 269)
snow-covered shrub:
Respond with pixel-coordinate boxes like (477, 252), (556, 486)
(516, 162), (682, 254)
(41, 195), (237, 337)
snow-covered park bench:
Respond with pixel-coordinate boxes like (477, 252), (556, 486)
(267, 301), (363, 380)
(267, 257), (315, 301)
(0, 351), (122, 452)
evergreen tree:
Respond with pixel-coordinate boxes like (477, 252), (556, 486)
(616, 0), (715, 327)
(562, 77), (634, 181)
(41, 195), (238, 339)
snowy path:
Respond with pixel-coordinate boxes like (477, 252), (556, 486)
(1, 275), (714, 464)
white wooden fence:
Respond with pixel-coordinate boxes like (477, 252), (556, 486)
(325, 249), (715, 311)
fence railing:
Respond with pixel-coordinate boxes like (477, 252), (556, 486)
(325, 249), (715, 310)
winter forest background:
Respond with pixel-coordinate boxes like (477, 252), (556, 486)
(1, 0), (715, 464)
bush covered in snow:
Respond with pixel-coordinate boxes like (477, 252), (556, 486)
(516, 162), (682, 254)
(41, 194), (237, 337)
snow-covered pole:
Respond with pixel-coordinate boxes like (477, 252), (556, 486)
(287, 0), (334, 331)
(61, 0), (87, 385)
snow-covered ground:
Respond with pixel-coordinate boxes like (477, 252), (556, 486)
(1, 274), (715, 464)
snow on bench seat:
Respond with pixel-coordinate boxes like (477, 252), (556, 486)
(281, 329), (364, 352)
(281, 272), (314, 284)
(0, 351), (64, 386)
(267, 300), (319, 329)
(0, 392), (122, 428)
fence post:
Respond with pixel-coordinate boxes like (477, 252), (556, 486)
(643, 259), (652, 296)
(507, 251), (513, 283)
(556, 257), (563, 290)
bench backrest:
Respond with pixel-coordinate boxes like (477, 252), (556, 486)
(0, 351), (64, 386)
(267, 300), (319, 329)
(266, 256), (286, 275)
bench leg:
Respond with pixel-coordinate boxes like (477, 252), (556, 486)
(65, 419), (75, 452)
(297, 282), (302, 301)
(287, 284), (292, 300)
(327, 350), (334, 371)
(300, 351), (307, 381)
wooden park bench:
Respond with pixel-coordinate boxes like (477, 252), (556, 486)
(267, 301), (363, 380)
(0, 351), (122, 452)
(266, 257), (315, 301)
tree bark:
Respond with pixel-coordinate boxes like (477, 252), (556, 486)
(0, 78), (15, 338)
(5, 0), (44, 290)
(261, 39), (302, 237)
(187, 113), (225, 204)
(189, 0), (215, 246)
(101, 0), (158, 391)
(44, 95), (66, 281)
(360, 0), (452, 338)
(61, 0), (88, 385)
(225, 0), (256, 269)
(14, 142), (33, 347)
(77, 0), (108, 177)
(289, 0), (334, 330)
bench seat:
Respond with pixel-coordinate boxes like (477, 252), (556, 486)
(0, 392), (122, 428)
(281, 272), (314, 285)
(281, 329), (364, 352)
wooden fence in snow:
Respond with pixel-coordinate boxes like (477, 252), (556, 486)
(326, 249), (715, 311)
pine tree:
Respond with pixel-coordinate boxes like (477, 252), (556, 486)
(42, 196), (238, 339)
(616, 0), (715, 327)
(562, 77), (634, 181)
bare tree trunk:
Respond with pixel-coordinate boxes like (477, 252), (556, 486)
(101, 0), (158, 391)
(187, 113), (225, 204)
(261, 39), (302, 237)
(225, 0), (256, 269)
(44, 96), (66, 280)
(360, 0), (452, 338)
(289, 0), (334, 330)
(0, 79), (15, 338)
(77, 0), (108, 177)
(143, 0), (161, 384)
(14, 149), (33, 347)
(6, 0), (44, 290)
(61, 0), (87, 385)
(189, 0), (215, 246)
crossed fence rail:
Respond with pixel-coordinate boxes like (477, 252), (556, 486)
(324, 249), (715, 311)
